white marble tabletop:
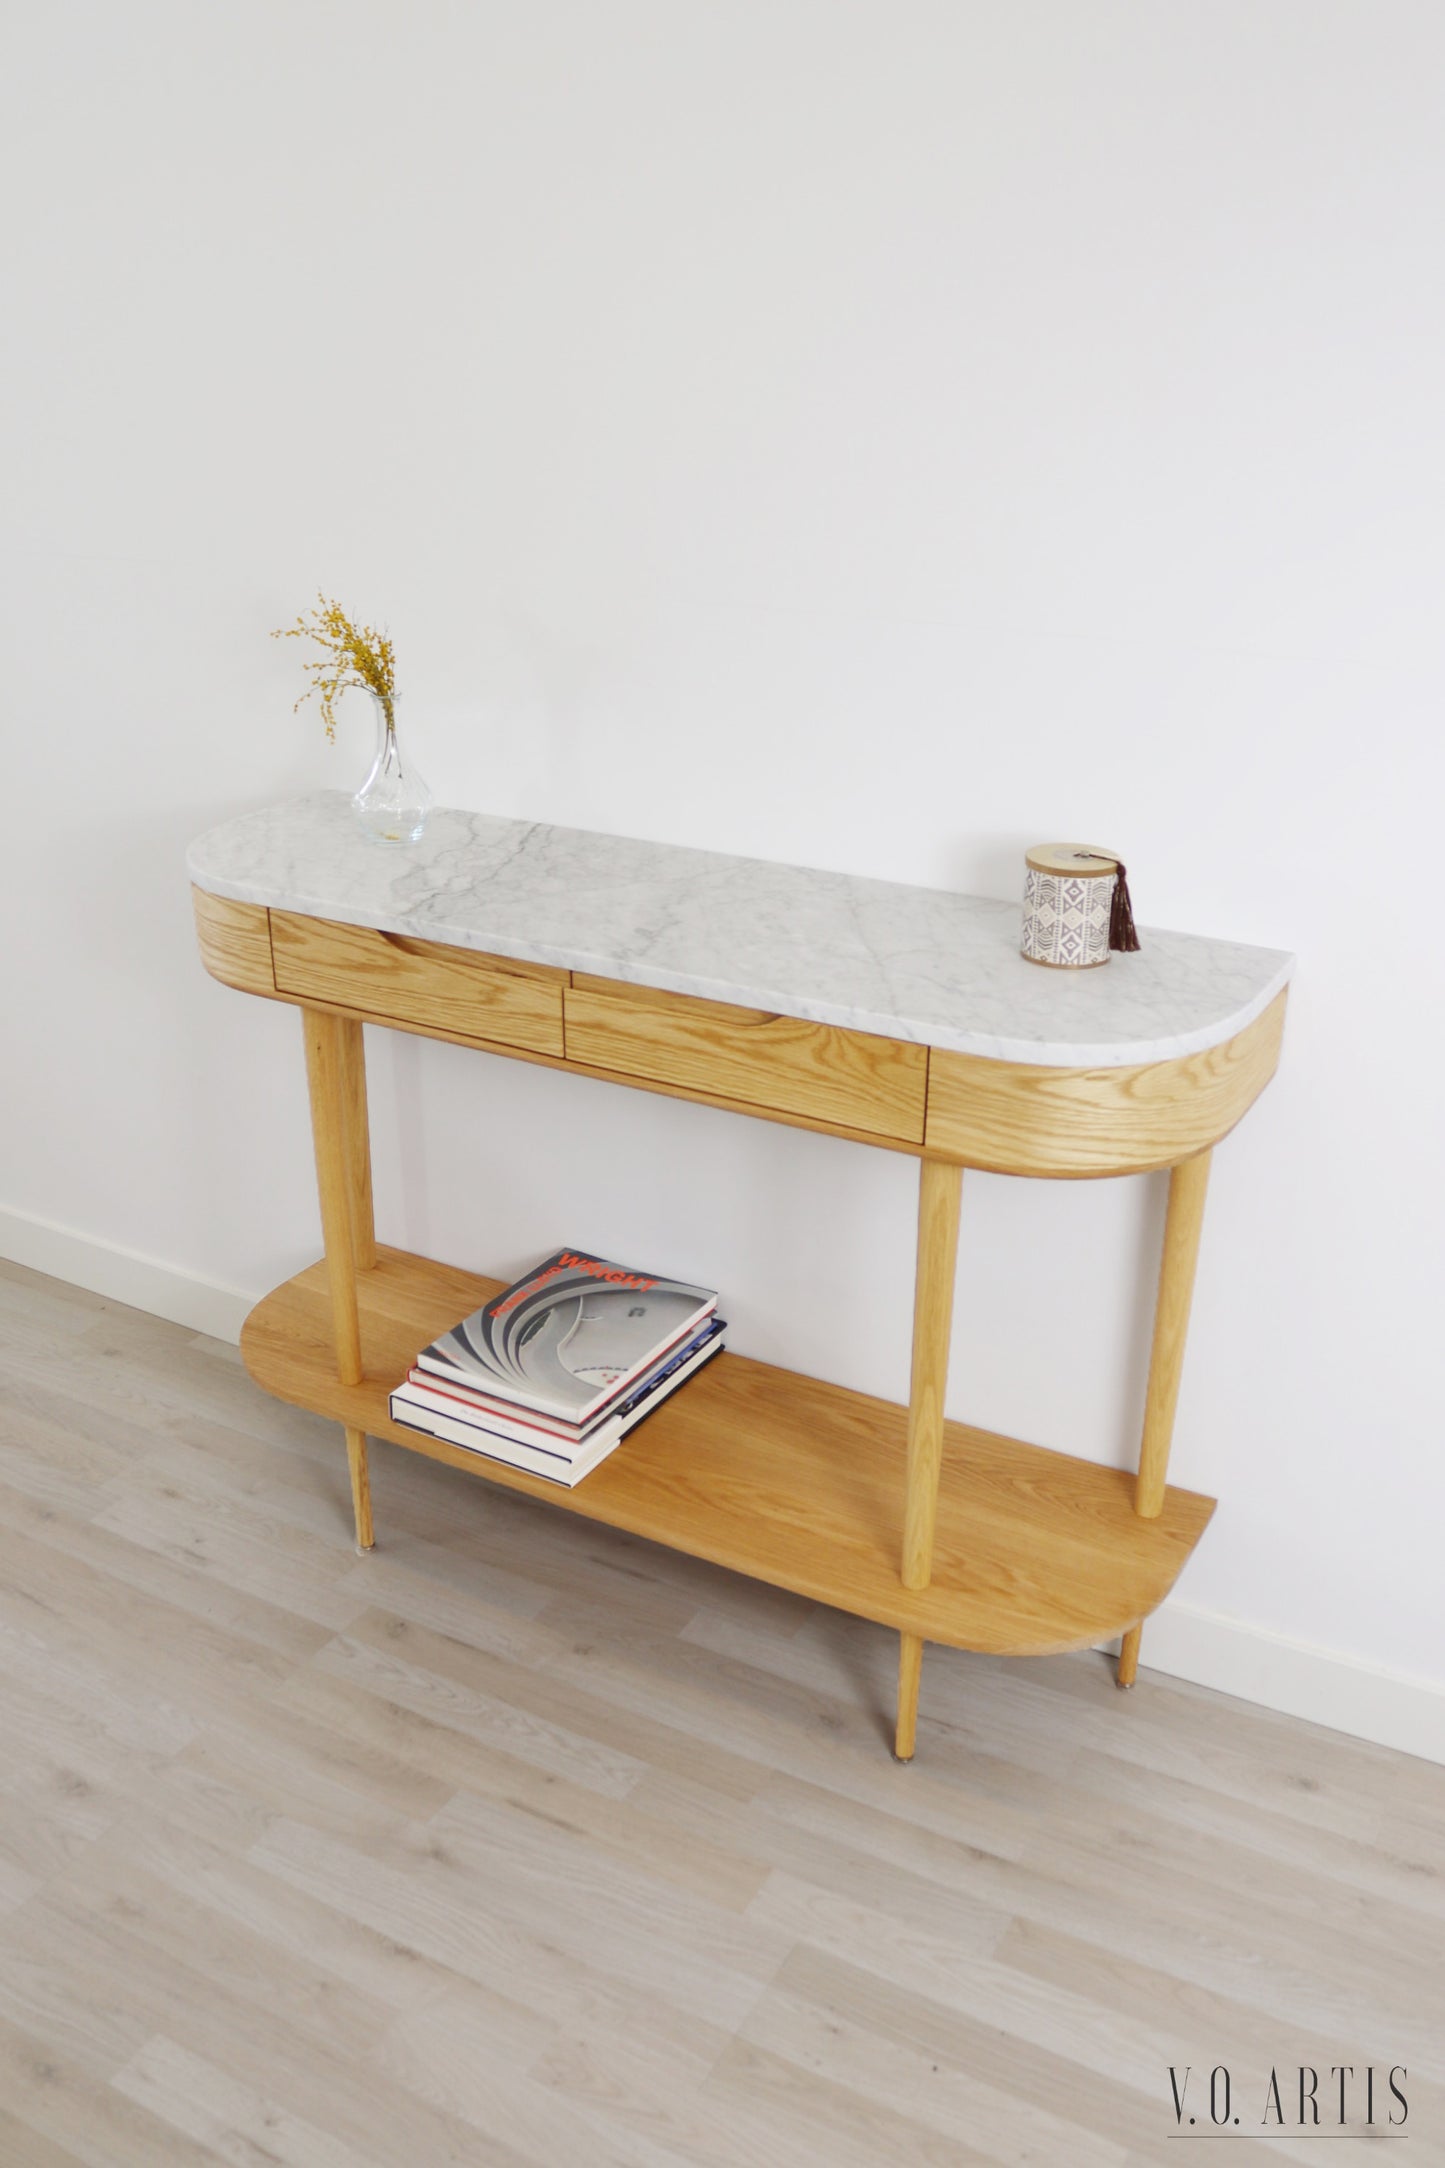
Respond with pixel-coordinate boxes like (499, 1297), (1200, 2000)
(188, 793), (1293, 1069)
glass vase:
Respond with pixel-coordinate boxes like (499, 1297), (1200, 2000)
(353, 692), (432, 845)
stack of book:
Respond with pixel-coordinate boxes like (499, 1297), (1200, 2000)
(389, 1248), (725, 1487)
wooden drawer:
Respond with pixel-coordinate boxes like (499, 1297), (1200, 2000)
(271, 911), (566, 1056)
(564, 974), (927, 1143)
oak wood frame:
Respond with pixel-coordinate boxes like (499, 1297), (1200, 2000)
(196, 887), (1284, 1758)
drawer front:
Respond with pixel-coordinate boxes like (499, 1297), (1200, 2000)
(193, 887), (275, 996)
(272, 912), (566, 1055)
(564, 975), (927, 1143)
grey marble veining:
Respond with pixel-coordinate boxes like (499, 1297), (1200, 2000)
(187, 793), (1294, 1069)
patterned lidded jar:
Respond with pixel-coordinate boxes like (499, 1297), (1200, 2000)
(1021, 844), (1120, 968)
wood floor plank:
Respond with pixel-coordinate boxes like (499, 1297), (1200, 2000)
(0, 1899), (160, 2075)
(91, 1470), (370, 1633)
(766, 1941), (1189, 2161)
(87, 1813), (457, 2019)
(130, 1945), (548, 2168)
(314, 1615), (653, 1799)
(278, 1608), (771, 1806)
(111, 2033), (382, 2168)
(701, 2032), (999, 2168)
(1064, 1743), (1445, 1918)
(0, 2015), (227, 2168)
(0, 1400), (135, 1518)
(376, 1991), (699, 2168)
(0, 1470), (340, 1666)
(269, 1797), (789, 2029)
(0, 1260), (1439, 2166)
(247, 1809), (749, 2063)
(0, 1672), (153, 1846)
(0, 2103), (90, 2168)
(55, 1849), (395, 2066)
(0, 1514), (310, 1707)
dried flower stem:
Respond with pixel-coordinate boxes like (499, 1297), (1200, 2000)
(272, 594), (396, 738)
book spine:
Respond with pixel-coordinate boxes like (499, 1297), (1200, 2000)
(403, 1371), (604, 1441)
(610, 1317), (726, 1418)
(389, 1331), (726, 1486)
(391, 1384), (618, 1460)
(388, 1394), (608, 1485)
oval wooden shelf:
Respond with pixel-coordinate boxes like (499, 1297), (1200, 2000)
(241, 1246), (1216, 1658)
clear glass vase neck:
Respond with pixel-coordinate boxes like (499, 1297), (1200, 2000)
(353, 689), (431, 845)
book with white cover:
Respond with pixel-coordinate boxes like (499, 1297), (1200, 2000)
(390, 1326), (726, 1487)
(416, 1248), (716, 1423)
(397, 1319), (725, 1458)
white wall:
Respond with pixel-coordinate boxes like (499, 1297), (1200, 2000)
(3, 3), (1442, 1735)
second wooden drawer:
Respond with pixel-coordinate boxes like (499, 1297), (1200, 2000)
(564, 975), (927, 1143)
(272, 912), (566, 1055)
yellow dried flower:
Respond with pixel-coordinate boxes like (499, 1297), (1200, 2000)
(272, 594), (396, 738)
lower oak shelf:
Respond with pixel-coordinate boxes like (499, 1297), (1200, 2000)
(241, 1246), (1215, 1658)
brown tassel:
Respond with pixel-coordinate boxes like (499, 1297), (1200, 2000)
(1108, 861), (1141, 952)
(1079, 850), (1142, 952)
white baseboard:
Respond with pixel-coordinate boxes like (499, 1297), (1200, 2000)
(2, 1207), (1442, 1767)
(1103, 1603), (1445, 1768)
(0, 1204), (253, 1345)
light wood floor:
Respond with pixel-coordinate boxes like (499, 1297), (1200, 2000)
(0, 1259), (1439, 2167)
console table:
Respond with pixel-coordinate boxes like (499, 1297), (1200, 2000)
(188, 793), (1292, 1759)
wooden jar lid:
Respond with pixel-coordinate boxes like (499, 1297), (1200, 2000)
(1025, 844), (1119, 879)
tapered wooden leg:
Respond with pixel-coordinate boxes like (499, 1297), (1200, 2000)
(896, 1632), (924, 1759)
(302, 1009), (362, 1387)
(1116, 1624), (1141, 1689)
(1137, 1149), (1212, 1518)
(346, 1427), (375, 1552)
(902, 1160), (964, 1591)
(1120, 1148), (1212, 1685)
(336, 1015), (376, 1271)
